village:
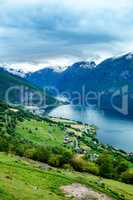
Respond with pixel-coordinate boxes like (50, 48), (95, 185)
(50, 117), (132, 162)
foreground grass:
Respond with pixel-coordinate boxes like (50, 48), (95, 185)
(0, 153), (133, 200)
(0, 153), (70, 200)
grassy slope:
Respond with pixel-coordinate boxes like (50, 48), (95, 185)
(0, 152), (133, 200)
(16, 119), (66, 146)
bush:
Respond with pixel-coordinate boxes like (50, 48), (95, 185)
(24, 148), (36, 159)
(86, 161), (99, 176)
(48, 155), (61, 167)
(117, 160), (129, 174)
(52, 146), (62, 154)
(71, 156), (99, 175)
(71, 155), (89, 172)
(60, 148), (73, 165)
(121, 169), (133, 184)
(97, 153), (114, 178)
(15, 144), (28, 157)
(32, 146), (52, 163)
(51, 146), (73, 166)
(0, 137), (9, 152)
(62, 164), (73, 170)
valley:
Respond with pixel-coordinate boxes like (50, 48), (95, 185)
(0, 101), (133, 199)
(1, 1), (133, 199)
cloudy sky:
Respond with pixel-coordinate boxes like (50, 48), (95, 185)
(1, 0), (133, 71)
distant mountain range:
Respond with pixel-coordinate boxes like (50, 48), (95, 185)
(1, 52), (133, 115)
(26, 52), (133, 115)
(26, 61), (96, 91)
(26, 53), (133, 93)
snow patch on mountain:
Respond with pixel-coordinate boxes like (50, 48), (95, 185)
(126, 52), (133, 60)
(111, 52), (133, 61)
(0, 65), (26, 77)
(51, 65), (67, 73)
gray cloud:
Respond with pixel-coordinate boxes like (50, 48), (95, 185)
(0, 0), (133, 70)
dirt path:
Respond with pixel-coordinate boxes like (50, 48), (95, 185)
(61, 183), (113, 200)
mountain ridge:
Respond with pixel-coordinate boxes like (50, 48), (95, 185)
(0, 68), (58, 108)
(25, 52), (133, 115)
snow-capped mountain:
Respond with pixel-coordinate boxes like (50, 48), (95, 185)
(0, 65), (26, 78)
(26, 61), (96, 89)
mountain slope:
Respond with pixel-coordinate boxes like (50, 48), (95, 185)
(26, 61), (96, 92)
(26, 53), (133, 115)
(26, 67), (61, 88)
(0, 68), (57, 107)
(1, 152), (133, 200)
(26, 53), (133, 91)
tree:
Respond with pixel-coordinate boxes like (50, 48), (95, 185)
(117, 160), (129, 174)
(71, 155), (88, 172)
(97, 153), (114, 178)
(121, 169), (133, 184)
(60, 148), (73, 165)
(32, 145), (52, 163)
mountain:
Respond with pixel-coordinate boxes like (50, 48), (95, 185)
(0, 66), (26, 77)
(26, 53), (133, 115)
(26, 61), (96, 91)
(0, 68), (57, 108)
(27, 67), (61, 89)
(26, 53), (133, 91)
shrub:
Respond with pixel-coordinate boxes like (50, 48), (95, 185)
(62, 164), (73, 170)
(117, 160), (129, 174)
(24, 148), (36, 159)
(121, 169), (133, 184)
(97, 153), (114, 178)
(51, 146), (73, 165)
(86, 161), (99, 175)
(60, 148), (73, 165)
(71, 155), (88, 172)
(32, 146), (52, 163)
(15, 144), (27, 157)
(52, 146), (62, 154)
(0, 137), (9, 152)
(48, 155), (61, 167)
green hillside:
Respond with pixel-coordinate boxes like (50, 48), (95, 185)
(0, 152), (133, 200)
(0, 69), (57, 107)
(0, 101), (133, 200)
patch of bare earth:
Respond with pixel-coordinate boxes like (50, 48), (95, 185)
(60, 183), (113, 200)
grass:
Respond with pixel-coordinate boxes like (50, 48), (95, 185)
(0, 152), (133, 200)
(16, 119), (66, 146)
(0, 153), (71, 200)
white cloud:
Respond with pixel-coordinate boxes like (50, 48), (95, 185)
(0, 0), (133, 71)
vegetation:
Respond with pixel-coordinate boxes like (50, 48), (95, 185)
(0, 152), (133, 200)
(0, 101), (133, 199)
(121, 169), (133, 184)
(0, 69), (57, 107)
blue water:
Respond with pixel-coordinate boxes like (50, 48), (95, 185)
(49, 105), (133, 152)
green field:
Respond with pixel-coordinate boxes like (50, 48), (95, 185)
(16, 119), (66, 146)
(0, 152), (133, 200)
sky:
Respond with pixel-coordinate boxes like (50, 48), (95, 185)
(1, 0), (133, 72)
